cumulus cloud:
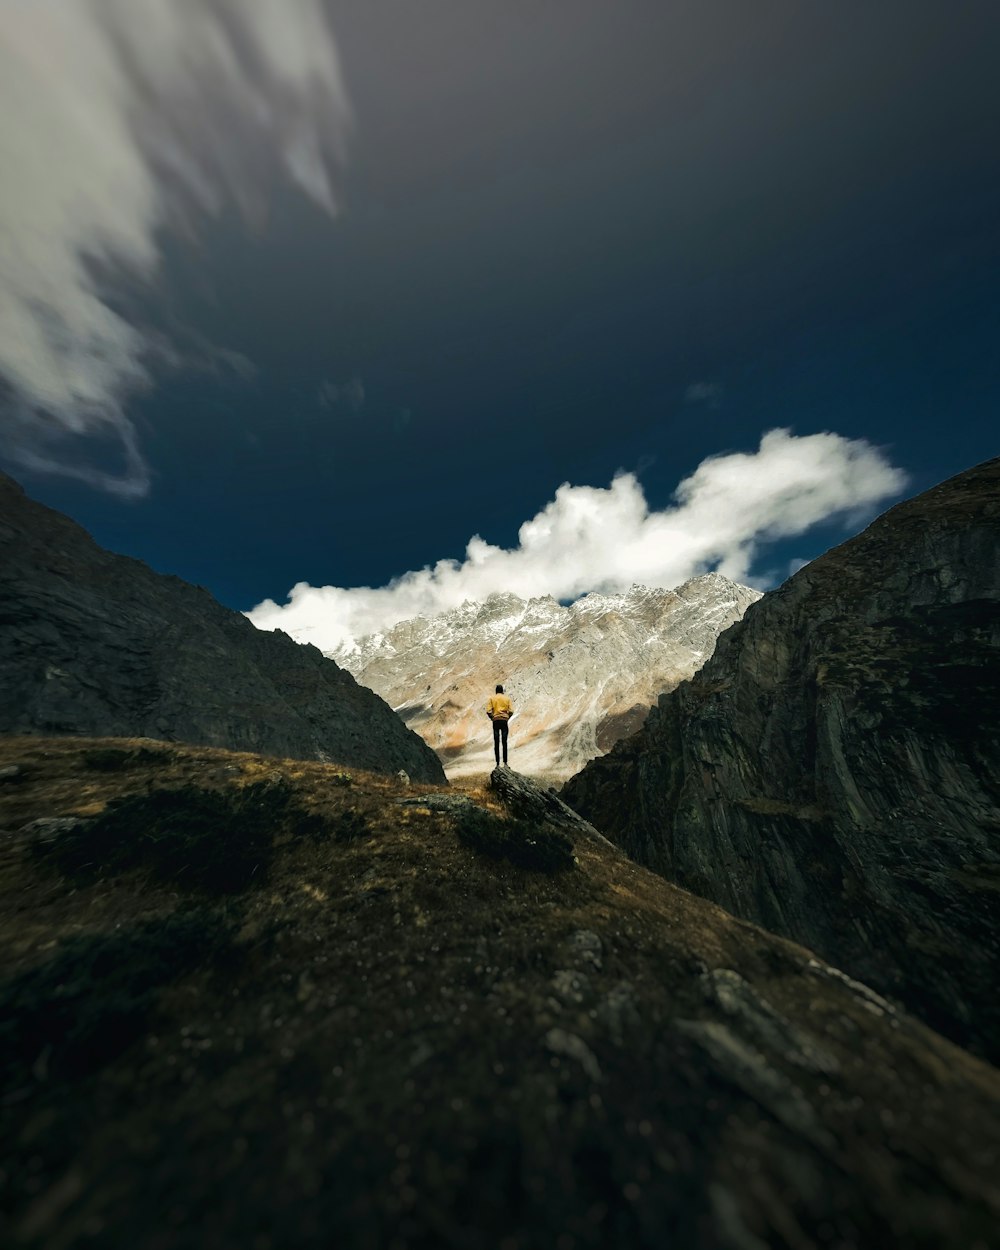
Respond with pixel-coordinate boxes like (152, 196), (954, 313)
(248, 428), (907, 652)
(0, 0), (349, 496)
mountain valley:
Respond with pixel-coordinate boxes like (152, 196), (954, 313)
(2, 460), (999, 1247)
(332, 575), (761, 782)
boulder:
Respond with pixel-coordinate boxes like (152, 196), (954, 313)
(490, 766), (612, 847)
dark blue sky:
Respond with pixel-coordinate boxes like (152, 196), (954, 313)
(4, 2), (999, 619)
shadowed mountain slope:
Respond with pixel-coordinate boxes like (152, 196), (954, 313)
(563, 458), (1000, 1062)
(0, 472), (443, 783)
(1, 737), (999, 1248)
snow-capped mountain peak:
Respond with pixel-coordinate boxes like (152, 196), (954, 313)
(329, 573), (762, 782)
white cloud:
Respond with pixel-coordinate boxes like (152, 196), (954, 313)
(684, 381), (724, 407)
(247, 428), (907, 651)
(0, 0), (349, 496)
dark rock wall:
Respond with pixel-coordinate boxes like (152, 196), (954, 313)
(0, 473), (445, 782)
(563, 458), (1000, 1060)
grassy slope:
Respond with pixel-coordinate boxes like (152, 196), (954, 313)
(1, 736), (999, 1250)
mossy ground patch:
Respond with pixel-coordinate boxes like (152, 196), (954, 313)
(1, 735), (998, 1249)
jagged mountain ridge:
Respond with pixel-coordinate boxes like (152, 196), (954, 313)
(562, 457), (1000, 1062)
(332, 573), (761, 780)
(0, 472), (444, 782)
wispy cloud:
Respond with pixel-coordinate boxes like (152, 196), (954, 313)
(684, 381), (724, 408)
(0, 0), (350, 497)
(248, 428), (908, 651)
(318, 376), (366, 413)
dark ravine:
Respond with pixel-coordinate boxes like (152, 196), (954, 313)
(562, 458), (1000, 1063)
(0, 473), (444, 783)
(1, 736), (1000, 1249)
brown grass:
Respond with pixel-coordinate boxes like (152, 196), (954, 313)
(2, 734), (999, 1248)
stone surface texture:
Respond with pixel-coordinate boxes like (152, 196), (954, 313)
(562, 458), (1000, 1062)
(0, 473), (444, 782)
(489, 765), (613, 848)
(332, 575), (760, 781)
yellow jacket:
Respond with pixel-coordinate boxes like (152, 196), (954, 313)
(486, 694), (513, 721)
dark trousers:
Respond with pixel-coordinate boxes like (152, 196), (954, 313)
(492, 718), (509, 764)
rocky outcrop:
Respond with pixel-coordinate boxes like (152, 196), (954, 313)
(2, 735), (1000, 1248)
(332, 575), (761, 781)
(0, 473), (444, 782)
(489, 765), (613, 848)
(563, 458), (1000, 1062)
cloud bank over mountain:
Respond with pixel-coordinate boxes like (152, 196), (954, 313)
(248, 428), (907, 651)
(0, 0), (349, 497)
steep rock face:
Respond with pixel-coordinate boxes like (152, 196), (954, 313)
(333, 575), (760, 781)
(0, 473), (444, 782)
(563, 459), (1000, 1061)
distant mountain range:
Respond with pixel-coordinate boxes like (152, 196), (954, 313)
(332, 574), (761, 781)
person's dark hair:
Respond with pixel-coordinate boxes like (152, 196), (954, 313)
(496, 684), (504, 694)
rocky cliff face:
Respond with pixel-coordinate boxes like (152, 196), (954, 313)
(332, 575), (760, 781)
(0, 473), (444, 783)
(563, 459), (1000, 1062)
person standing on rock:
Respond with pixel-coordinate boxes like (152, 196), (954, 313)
(486, 684), (514, 767)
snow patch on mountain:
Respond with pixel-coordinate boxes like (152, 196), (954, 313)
(329, 573), (762, 782)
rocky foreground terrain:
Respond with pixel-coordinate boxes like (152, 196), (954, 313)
(0, 473), (442, 783)
(563, 458), (1000, 1063)
(2, 736), (1000, 1249)
(333, 576), (760, 781)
